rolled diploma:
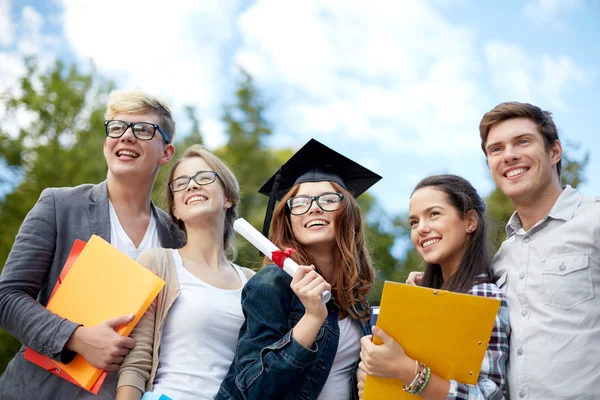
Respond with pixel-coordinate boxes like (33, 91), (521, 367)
(233, 218), (331, 303)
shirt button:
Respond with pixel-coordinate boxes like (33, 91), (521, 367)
(520, 389), (526, 398)
(524, 237), (530, 243)
(521, 309), (528, 317)
(519, 272), (525, 279)
(517, 347), (524, 355)
(559, 263), (567, 271)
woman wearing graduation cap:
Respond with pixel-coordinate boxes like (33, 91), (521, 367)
(217, 139), (381, 400)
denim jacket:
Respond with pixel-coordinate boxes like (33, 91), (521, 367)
(217, 265), (371, 400)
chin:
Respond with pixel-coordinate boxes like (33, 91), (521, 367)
(421, 253), (441, 266)
(299, 235), (336, 248)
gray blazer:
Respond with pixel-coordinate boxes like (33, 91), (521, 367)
(0, 181), (185, 400)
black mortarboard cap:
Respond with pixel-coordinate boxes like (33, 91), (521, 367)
(259, 138), (382, 238)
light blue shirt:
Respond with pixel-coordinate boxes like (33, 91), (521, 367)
(493, 186), (600, 400)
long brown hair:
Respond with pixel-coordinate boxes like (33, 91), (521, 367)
(269, 181), (375, 321)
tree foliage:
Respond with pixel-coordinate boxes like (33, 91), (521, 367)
(0, 58), (113, 375)
(3, 58), (587, 377)
(0, 62), (405, 374)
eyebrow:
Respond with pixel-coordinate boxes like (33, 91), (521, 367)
(408, 205), (444, 220)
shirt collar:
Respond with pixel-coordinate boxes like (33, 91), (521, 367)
(505, 185), (581, 237)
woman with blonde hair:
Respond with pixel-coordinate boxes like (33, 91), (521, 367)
(217, 139), (381, 400)
(116, 145), (254, 400)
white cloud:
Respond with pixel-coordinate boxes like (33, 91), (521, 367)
(0, 5), (53, 139)
(524, 0), (583, 29)
(484, 41), (592, 109)
(59, 0), (240, 148)
(17, 6), (44, 55)
(0, 52), (25, 93)
(234, 0), (484, 155)
(0, 0), (14, 46)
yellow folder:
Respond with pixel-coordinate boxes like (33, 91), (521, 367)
(43, 234), (165, 391)
(364, 281), (501, 399)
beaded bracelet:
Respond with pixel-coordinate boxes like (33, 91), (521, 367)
(414, 366), (431, 394)
(404, 360), (421, 391)
(403, 361), (428, 394)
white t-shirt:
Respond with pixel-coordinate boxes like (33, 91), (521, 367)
(108, 201), (161, 260)
(317, 317), (362, 400)
(77, 201), (160, 400)
(151, 249), (248, 400)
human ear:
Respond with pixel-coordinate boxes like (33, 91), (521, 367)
(160, 144), (176, 165)
(465, 210), (478, 233)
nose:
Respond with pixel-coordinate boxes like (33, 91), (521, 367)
(186, 178), (200, 191)
(120, 125), (137, 143)
(416, 221), (430, 236)
(502, 144), (520, 164)
(307, 198), (322, 214)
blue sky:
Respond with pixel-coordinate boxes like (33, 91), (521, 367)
(1, 0), (599, 218)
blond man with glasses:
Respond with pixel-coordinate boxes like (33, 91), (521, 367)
(0, 90), (186, 400)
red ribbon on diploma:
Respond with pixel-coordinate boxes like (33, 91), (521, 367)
(271, 248), (296, 268)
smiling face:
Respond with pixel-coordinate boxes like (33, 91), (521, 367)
(485, 117), (562, 204)
(170, 156), (231, 226)
(409, 187), (475, 274)
(289, 181), (341, 251)
(103, 112), (174, 184)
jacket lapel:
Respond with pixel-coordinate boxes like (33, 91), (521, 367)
(88, 181), (111, 243)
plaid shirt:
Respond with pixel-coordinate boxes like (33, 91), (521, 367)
(447, 283), (510, 400)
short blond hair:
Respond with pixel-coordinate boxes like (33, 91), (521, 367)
(165, 145), (241, 255)
(105, 89), (176, 143)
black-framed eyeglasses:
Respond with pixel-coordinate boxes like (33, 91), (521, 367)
(169, 170), (221, 192)
(286, 192), (344, 215)
(104, 120), (170, 144)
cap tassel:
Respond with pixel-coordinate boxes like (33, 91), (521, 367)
(260, 171), (281, 255)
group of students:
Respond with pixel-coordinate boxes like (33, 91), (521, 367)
(0, 89), (597, 400)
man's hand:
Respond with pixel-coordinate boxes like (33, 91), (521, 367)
(66, 314), (136, 371)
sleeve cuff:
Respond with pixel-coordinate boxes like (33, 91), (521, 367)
(447, 380), (458, 399)
(278, 331), (318, 368)
(117, 370), (147, 393)
(54, 320), (83, 364)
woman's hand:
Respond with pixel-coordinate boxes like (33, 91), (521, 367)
(357, 366), (367, 399)
(290, 265), (331, 321)
(359, 326), (414, 383)
(406, 271), (424, 286)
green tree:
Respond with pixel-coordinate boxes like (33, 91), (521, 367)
(214, 69), (282, 269)
(0, 63), (405, 374)
(363, 201), (407, 304)
(0, 58), (113, 373)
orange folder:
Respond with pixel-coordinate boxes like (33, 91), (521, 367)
(364, 282), (501, 400)
(24, 235), (165, 393)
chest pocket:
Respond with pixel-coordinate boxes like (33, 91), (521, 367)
(542, 253), (593, 309)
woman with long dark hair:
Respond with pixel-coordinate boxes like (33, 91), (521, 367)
(358, 174), (509, 399)
(217, 139), (380, 400)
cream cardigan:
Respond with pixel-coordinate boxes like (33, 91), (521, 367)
(117, 248), (254, 394)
